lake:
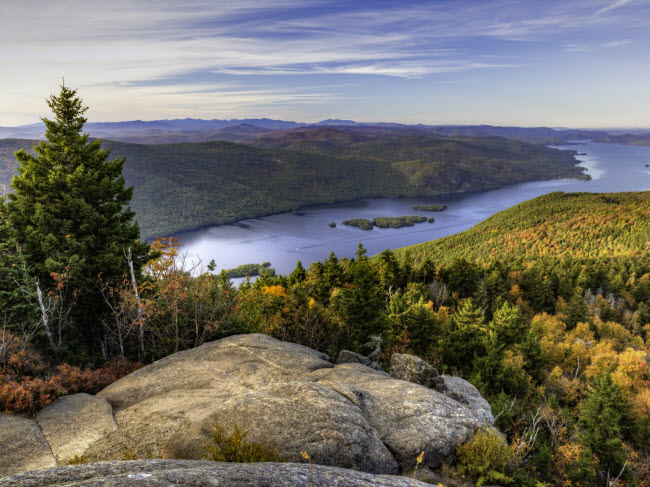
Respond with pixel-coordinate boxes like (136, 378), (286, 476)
(174, 142), (650, 275)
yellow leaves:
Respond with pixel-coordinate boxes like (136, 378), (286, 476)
(595, 318), (634, 351)
(502, 349), (526, 370)
(262, 285), (287, 297)
(416, 451), (424, 464)
(632, 388), (650, 416)
(307, 297), (316, 309)
(502, 349), (532, 387)
(412, 451), (425, 486)
(146, 237), (181, 278)
(531, 313), (567, 367)
(611, 347), (649, 396)
(508, 284), (523, 301)
(531, 313), (566, 341)
(434, 306), (451, 323)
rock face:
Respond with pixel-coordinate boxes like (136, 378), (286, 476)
(0, 334), (493, 479)
(433, 375), (494, 425)
(36, 393), (118, 464)
(0, 460), (435, 487)
(0, 414), (56, 478)
(388, 353), (438, 388)
(336, 350), (384, 372)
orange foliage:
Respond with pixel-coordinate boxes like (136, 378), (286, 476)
(0, 332), (140, 415)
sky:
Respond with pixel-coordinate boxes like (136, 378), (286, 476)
(1, 0), (650, 128)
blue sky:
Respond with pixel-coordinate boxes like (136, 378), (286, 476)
(1, 0), (649, 127)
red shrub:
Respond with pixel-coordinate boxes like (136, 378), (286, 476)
(0, 333), (142, 414)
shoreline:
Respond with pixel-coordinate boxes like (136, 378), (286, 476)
(154, 164), (589, 241)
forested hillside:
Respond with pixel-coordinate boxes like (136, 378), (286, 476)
(397, 191), (650, 265)
(0, 135), (585, 237)
(596, 133), (650, 147)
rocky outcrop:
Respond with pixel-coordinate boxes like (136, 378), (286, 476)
(0, 460), (435, 486)
(0, 334), (493, 479)
(336, 350), (384, 372)
(312, 363), (484, 469)
(387, 353), (494, 426)
(36, 393), (118, 464)
(388, 353), (438, 388)
(433, 375), (494, 425)
(0, 414), (56, 478)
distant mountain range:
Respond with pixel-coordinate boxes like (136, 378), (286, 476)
(0, 118), (620, 146)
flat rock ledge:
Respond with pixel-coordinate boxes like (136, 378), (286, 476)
(0, 334), (493, 479)
(0, 460), (435, 487)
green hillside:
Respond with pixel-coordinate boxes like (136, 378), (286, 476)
(396, 191), (650, 265)
(0, 136), (585, 237)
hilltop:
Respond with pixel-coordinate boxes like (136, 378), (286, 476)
(395, 191), (650, 265)
(0, 136), (584, 237)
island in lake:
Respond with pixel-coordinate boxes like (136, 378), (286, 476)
(342, 215), (433, 230)
(224, 262), (276, 278)
(412, 204), (447, 211)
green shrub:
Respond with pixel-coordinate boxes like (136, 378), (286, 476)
(67, 455), (89, 465)
(456, 425), (521, 486)
(204, 423), (284, 463)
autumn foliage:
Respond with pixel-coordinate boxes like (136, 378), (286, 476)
(0, 332), (140, 414)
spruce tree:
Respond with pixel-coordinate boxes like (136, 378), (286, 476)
(444, 298), (486, 370)
(334, 244), (386, 352)
(8, 84), (149, 355)
(578, 373), (631, 482)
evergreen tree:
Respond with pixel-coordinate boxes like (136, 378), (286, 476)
(578, 374), (631, 482)
(564, 293), (589, 329)
(417, 256), (436, 284)
(440, 259), (482, 299)
(8, 84), (149, 354)
(289, 260), (306, 284)
(490, 301), (526, 346)
(444, 298), (486, 370)
(0, 198), (34, 321)
(333, 244), (386, 352)
(375, 248), (401, 291)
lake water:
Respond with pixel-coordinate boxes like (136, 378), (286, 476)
(174, 142), (650, 275)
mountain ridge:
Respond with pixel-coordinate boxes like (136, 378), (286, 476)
(0, 135), (586, 237)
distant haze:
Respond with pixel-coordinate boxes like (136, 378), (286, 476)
(1, 1), (650, 127)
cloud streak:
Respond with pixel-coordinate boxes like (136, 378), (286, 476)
(595, 0), (634, 16)
(1, 0), (649, 126)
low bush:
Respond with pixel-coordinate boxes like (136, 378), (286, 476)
(204, 423), (284, 463)
(67, 455), (89, 465)
(0, 332), (140, 414)
(456, 425), (521, 486)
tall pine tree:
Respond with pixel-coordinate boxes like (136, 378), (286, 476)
(578, 373), (631, 483)
(8, 83), (149, 356)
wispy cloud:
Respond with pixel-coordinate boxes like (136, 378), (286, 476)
(601, 39), (634, 47)
(595, 0), (634, 16)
